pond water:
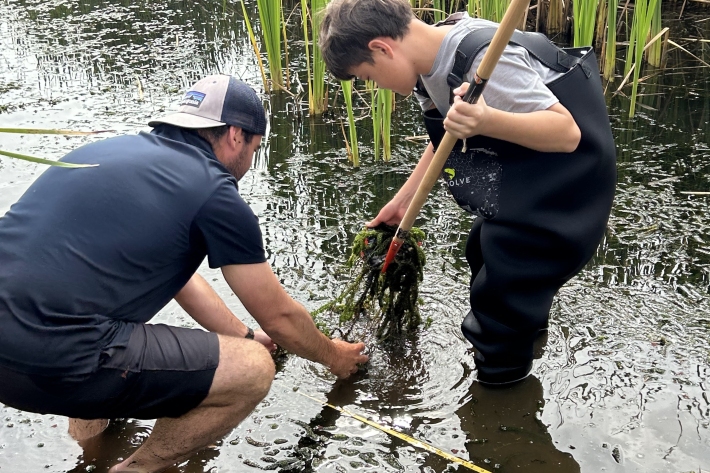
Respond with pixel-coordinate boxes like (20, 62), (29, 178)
(0, 1), (709, 472)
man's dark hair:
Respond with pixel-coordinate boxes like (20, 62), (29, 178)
(197, 126), (256, 147)
(319, 0), (414, 81)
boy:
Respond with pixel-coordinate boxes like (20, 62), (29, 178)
(320, 0), (615, 385)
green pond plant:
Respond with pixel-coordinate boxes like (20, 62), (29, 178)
(469, 0), (511, 23)
(313, 224), (426, 342)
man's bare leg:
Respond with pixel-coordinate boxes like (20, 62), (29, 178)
(68, 418), (110, 441)
(108, 335), (274, 473)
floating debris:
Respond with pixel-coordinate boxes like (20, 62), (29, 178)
(245, 437), (271, 448)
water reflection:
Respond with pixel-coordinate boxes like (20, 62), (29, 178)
(289, 336), (580, 473)
(68, 419), (220, 473)
(455, 376), (579, 473)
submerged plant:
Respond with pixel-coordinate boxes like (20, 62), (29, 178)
(314, 224), (425, 342)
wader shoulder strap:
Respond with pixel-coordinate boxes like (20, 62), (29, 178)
(446, 28), (594, 91)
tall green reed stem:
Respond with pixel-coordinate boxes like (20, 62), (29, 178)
(646, 0), (663, 66)
(341, 80), (359, 166)
(573, 0), (599, 46)
(471, 0), (510, 22)
(432, 0), (446, 23)
(0, 128), (108, 168)
(604, 0), (619, 81)
(368, 81), (381, 161)
(624, 0), (661, 116)
(302, 0), (328, 114)
(240, 1), (269, 92)
(368, 82), (393, 162)
(256, 0), (283, 91)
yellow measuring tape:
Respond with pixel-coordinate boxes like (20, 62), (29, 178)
(297, 392), (492, 473)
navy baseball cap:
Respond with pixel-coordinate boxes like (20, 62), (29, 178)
(148, 75), (267, 135)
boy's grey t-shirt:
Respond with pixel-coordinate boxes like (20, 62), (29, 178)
(416, 12), (564, 116)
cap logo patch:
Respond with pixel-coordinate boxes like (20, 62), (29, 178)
(180, 91), (206, 108)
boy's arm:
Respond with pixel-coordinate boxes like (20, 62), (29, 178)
(445, 83), (581, 153)
(367, 141), (436, 228)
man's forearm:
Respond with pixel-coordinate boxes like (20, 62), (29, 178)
(174, 273), (250, 338)
(259, 302), (335, 365)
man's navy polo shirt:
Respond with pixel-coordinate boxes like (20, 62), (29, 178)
(0, 125), (266, 375)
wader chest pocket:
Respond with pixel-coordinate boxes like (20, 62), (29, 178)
(424, 109), (502, 219)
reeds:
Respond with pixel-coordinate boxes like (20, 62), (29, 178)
(301, 0), (329, 114)
(368, 82), (394, 162)
(547, 0), (566, 36)
(603, 0), (619, 81)
(0, 128), (107, 168)
(240, 1), (269, 92)
(341, 80), (360, 166)
(470, 0), (510, 22)
(255, 0), (284, 91)
(645, 0), (663, 66)
(573, 0), (599, 46)
(623, 0), (661, 116)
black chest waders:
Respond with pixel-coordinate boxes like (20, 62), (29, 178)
(419, 29), (616, 384)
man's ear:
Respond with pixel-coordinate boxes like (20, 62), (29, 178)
(368, 38), (395, 59)
(227, 126), (242, 149)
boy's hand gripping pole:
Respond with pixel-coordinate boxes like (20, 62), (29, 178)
(381, 0), (531, 274)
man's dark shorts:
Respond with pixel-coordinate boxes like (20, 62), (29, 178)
(0, 324), (219, 420)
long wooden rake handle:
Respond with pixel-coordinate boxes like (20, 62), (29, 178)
(381, 0), (531, 274)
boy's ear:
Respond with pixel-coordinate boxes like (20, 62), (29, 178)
(367, 38), (395, 59)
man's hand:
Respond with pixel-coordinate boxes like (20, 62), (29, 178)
(254, 329), (277, 353)
(223, 263), (369, 377)
(327, 339), (369, 379)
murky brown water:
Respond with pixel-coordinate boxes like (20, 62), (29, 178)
(1, 1), (709, 472)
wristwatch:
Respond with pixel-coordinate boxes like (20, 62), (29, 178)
(245, 327), (255, 340)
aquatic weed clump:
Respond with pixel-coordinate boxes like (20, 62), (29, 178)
(314, 224), (425, 341)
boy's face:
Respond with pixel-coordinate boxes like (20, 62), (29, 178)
(349, 52), (418, 96)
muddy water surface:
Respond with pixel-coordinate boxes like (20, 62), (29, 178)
(0, 1), (709, 472)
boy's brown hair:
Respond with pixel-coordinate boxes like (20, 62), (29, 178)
(319, 0), (414, 80)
